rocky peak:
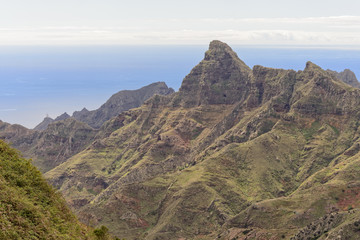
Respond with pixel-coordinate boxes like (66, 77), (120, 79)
(304, 61), (324, 73)
(34, 113), (71, 131)
(54, 112), (70, 121)
(33, 116), (54, 131)
(72, 82), (174, 128)
(327, 69), (360, 88)
(178, 40), (252, 107)
(72, 108), (89, 120)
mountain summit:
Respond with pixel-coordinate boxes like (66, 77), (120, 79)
(178, 40), (251, 106)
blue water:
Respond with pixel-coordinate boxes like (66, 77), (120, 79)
(1, 45), (359, 128)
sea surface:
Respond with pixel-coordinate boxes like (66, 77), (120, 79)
(1, 45), (359, 128)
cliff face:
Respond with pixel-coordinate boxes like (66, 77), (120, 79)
(41, 41), (360, 239)
(328, 69), (360, 88)
(177, 40), (251, 107)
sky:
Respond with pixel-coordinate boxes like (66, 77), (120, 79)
(0, 0), (359, 46)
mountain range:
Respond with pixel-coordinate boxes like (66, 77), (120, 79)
(34, 82), (174, 131)
(0, 82), (173, 173)
(2, 40), (360, 239)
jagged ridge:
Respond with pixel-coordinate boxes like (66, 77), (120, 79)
(41, 41), (360, 239)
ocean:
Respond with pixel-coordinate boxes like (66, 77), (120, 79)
(1, 45), (359, 128)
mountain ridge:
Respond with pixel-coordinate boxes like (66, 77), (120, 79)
(33, 81), (174, 131)
(2, 40), (360, 239)
(42, 41), (360, 239)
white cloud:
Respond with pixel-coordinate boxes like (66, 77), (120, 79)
(0, 16), (359, 47)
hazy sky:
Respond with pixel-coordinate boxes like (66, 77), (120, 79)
(0, 0), (359, 46)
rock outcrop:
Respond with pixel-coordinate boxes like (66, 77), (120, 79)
(327, 69), (360, 88)
(34, 116), (54, 131)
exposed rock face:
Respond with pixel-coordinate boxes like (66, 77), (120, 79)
(30, 118), (98, 172)
(34, 113), (71, 131)
(327, 69), (360, 88)
(0, 119), (97, 173)
(177, 40), (251, 107)
(6, 40), (360, 239)
(34, 117), (54, 131)
(72, 82), (174, 128)
(54, 112), (70, 121)
(72, 108), (90, 121)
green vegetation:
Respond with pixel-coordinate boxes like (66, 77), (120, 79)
(0, 140), (94, 239)
(0, 140), (123, 239)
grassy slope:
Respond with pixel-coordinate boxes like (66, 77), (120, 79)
(0, 140), (103, 239)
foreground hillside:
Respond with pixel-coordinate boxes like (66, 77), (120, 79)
(0, 140), (100, 239)
(40, 41), (360, 239)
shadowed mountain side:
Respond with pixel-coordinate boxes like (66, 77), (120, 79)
(72, 81), (174, 129)
(2, 82), (174, 174)
(44, 41), (360, 239)
(34, 117), (55, 131)
(327, 69), (360, 88)
(33, 82), (174, 131)
(0, 118), (98, 173)
(34, 113), (71, 131)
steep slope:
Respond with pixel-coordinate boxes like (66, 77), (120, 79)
(176, 40), (251, 107)
(55, 112), (71, 121)
(34, 116), (55, 131)
(34, 113), (71, 131)
(30, 119), (98, 172)
(42, 40), (360, 239)
(72, 81), (174, 128)
(0, 140), (95, 239)
(1, 82), (173, 173)
(0, 119), (98, 173)
(328, 69), (360, 88)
